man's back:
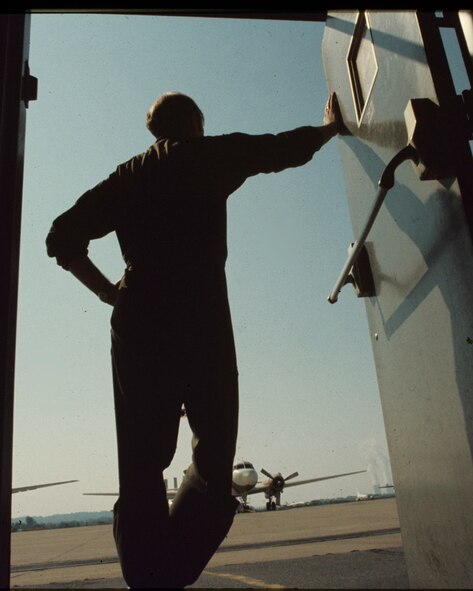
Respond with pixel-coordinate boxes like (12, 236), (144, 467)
(47, 127), (327, 279)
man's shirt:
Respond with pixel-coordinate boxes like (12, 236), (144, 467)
(46, 127), (327, 276)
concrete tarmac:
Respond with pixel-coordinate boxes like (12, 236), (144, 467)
(10, 497), (409, 589)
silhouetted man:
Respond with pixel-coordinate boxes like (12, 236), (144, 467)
(46, 91), (345, 588)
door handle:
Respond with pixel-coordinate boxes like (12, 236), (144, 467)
(327, 144), (418, 304)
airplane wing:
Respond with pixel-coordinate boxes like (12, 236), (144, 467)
(245, 469), (366, 496)
(281, 469), (367, 489)
(83, 489), (179, 499)
(82, 493), (118, 496)
(12, 480), (78, 493)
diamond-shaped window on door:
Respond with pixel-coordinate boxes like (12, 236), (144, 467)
(347, 11), (378, 125)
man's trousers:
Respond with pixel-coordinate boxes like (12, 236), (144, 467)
(110, 270), (239, 588)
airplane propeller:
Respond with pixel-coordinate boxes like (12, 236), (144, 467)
(261, 468), (299, 492)
(260, 468), (299, 508)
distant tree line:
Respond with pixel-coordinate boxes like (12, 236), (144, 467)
(11, 514), (113, 532)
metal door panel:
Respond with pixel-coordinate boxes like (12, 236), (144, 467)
(323, 10), (473, 588)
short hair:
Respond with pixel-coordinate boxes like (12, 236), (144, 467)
(146, 92), (204, 140)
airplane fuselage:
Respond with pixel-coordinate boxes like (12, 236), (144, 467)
(232, 461), (258, 495)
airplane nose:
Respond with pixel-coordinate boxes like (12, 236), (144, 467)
(232, 468), (258, 487)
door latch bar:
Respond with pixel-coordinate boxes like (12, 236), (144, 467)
(327, 144), (418, 304)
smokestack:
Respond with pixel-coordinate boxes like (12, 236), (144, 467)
(360, 438), (393, 488)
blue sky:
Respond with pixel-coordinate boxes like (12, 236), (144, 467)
(12, 13), (391, 518)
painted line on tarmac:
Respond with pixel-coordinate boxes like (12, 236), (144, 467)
(206, 571), (286, 589)
(219, 527), (401, 553)
(11, 557), (118, 574)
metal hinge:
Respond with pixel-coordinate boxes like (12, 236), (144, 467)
(22, 60), (38, 108)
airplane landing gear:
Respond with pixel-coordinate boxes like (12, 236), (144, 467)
(266, 500), (277, 511)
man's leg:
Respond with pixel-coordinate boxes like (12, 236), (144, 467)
(111, 327), (183, 588)
(168, 366), (240, 586)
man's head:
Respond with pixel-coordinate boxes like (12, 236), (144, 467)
(146, 92), (204, 140)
